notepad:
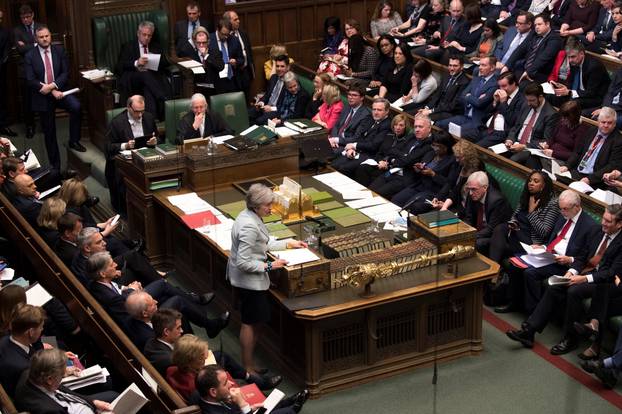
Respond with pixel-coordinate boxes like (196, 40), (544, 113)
(270, 248), (320, 266)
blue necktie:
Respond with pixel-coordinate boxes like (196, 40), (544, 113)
(221, 40), (233, 79)
(572, 69), (581, 91)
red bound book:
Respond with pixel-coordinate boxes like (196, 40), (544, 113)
(239, 383), (266, 406)
(181, 210), (221, 229)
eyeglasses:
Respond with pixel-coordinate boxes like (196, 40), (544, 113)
(195, 41), (208, 45)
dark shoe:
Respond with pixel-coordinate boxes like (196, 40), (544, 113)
(594, 365), (619, 389)
(83, 196), (100, 208)
(578, 345), (600, 361)
(61, 169), (79, 180)
(574, 321), (598, 339)
(190, 292), (215, 306)
(580, 359), (603, 374)
(0, 127), (17, 137)
(550, 338), (578, 355)
(506, 327), (534, 348)
(494, 303), (517, 314)
(255, 367), (268, 375)
(248, 373), (283, 390)
(69, 142), (87, 152)
(130, 238), (145, 253)
(292, 389), (310, 413)
(26, 125), (35, 139)
(206, 311), (230, 338)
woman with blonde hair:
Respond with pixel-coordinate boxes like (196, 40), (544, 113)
(167, 334), (210, 400)
(312, 83), (344, 130)
(264, 44), (295, 80)
(36, 197), (66, 246)
(305, 72), (333, 118)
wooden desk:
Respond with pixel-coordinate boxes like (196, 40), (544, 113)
(150, 177), (499, 398)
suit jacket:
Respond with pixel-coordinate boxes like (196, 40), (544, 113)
(398, 135), (435, 180)
(24, 44), (72, 111)
(70, 253), (90, 286)
(494, 26), (533, 70)
(177, 41), (225, 86)
(545, 210), (598, 271)
(564, 55), (610, 108)
(572, 231), (622, 283)
(566, 128), (622, 187)
(507, 101), (559, 145)
(260, 74), (287, 107)
(331, 104), (373, 146)
(12, 195), (42, 227)
(460, 72), (498, 124)
(106, 110), (159, 158)
(592, 7), (616, 41)
(276, 87), (310, 122)
(354, 117), (393, 156)
(428, 71), (470, 116)
(463, 186), (512, 240)
(55, 238), (78, 267)
(176, 111), (234, 144)
(115, 40), (170, 91)
(89, 280), (133, 327)
(234, 29), (255, 85)
(603, 68), (622, 112)
(208, 32), (244, 88)
(13, 22), (43, 57)
(14, 377), (96, 414)
(143, 337), (173, 375)
(126, 318), (155, 351)
(0, 335), (34, 396)
(508, 30), (563, 83)
(174, 18), (214, 55)
(0, 26), (9, 66)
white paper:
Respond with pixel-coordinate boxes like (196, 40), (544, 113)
(21, 149), (41, 171)
(389, 167), (402, 175)
(219, 63), (230, 78)
(341, 190), (373, 200)
(271, 248), (320, 266)
(345, 196), (387, 209)
(81, 69), (107, 80)
(26, 283), (53, 306)
(590, 188), (622, 205)
(241, 124), (259, 135)
(191, 66), (206, 74)
(569, 181), (595, 194)
(541, 82), (555, 95)
(519, 254), (557, 268)
(489, 143), (509, 154)
(526, 148), (553, 159)
(263, 388), (286, 414)
(391, 97), (412, 109)
(144, 53), (161, 71)
(39, 185), (61, 199)
(448, 122), (461, 138)
(0, 268), (15, 281)
(551, 160), (572, 178)
(519, 242), (554, 257)
(548, 275), (571, 286)
(141, 368), (158, 393)
(336, 74), (355, 80)
(211, 134), (234, 145)
(360, 158), (379, 166)
(110, 383), (149, 414)
(177, 60), (203, 69)
(275, 126), (298, 137)
(62, 88), (80, 96)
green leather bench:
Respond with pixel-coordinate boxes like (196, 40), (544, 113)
(165, 98), (192, 145)
(209, 92), (249, 135)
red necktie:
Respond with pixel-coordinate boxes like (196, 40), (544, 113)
(583, 236), (610, 273)
(578, 134), (604, 171)
(143, 45), (148, 54)
(43, 50), (54, 84)
(338, 109), (353, 137)
(518, 110), (537, 144)
(546, 219), (572, 252)
(476, 203), (485, 230)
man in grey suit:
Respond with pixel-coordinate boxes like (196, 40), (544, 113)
(328, 82), (372, 151)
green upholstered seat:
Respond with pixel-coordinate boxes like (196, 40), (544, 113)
(92, 10), (169, 73)
(209, 92), (249, 135)
(165, 99), (192, 144)
(105, 108), (126, 126)
(484, 164), (525, 210)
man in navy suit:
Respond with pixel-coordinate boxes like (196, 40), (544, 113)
(174, 1), (213, 56)
(209, 19), (244, 95)
(25, 26), (84, 169)
(11, 174), (41, 227)
(328, 82), (373, 151)
(115, 21), (171, 120)
(580, 0), (616, 51)
(248, 54), (289, 124)
(436, 56), (498, 141)
(177, 26), (224, 97)
(495, 11), (534, 75)
(224, 10), (255, 101)
(507, 204), (622, 353)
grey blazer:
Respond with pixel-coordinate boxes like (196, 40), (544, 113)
(226, 208), (288, 291)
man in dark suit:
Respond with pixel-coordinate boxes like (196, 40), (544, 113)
(520, 191), (599, 313)
(11, 174), (41, 227)
(502, 82), (559, 165)
(0, 304), (45, 396)
(225, 10), (255, 100)
(559, 106), (622, 189)
(580, 0), (616, 51)
(191, 365), (309, 414)
(418, 55), (469, 122)
(54, 212), (82, 267)
(413, 2), (464, 59)
(332, 97), (391, 177)
(436, 56), (499, 141)
(546, 42), (610, 110)
(269, 72), (310, 126)
(176, 93), (233, 144)
(12, 4), (41, 138)
(0, 10), (14, 137)
(178, 26), (224, 97)
(174, 1), (213, 56)
(248, 54), (290, 124)
(14, 349), (117, 413)
(209, 19), (244, 95)
(550, 0), (573, 28)
(25, 26), (84, 168)
(591, 68), (622, 129)
(507, 204), (622, 353)
(496, 11), (534, 75)
(476, 71), (527, 148)
(462, 171), (512, 255)
(87, 251), (228, 338)
(508, 13), (563, 85)
(115, 21), (171, 120)
(105, 95), (158, 213)
(328, 82), (372, 150)
(124, 290), (159, 350)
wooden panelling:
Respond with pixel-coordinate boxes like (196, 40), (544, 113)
(264, 11), (280, 45)
(281, 9), (298, 43)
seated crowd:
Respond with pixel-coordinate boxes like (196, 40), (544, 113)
(8, 0), (622, 410)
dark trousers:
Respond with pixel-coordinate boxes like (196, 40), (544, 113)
(355, 164), (384, 187)
(19, 77), (35, 127)
(435, 115), (481, 141)
(369, 173), (409, 200)
(612, 323), (622, 368)
(116, 250), (161, 286)
(524, 263), (569, 313)
(213, 351), (246, 380)
(39, 95), (81, 170)
(331, 155), (366, 178)
(526, 284), (566, 332)
(0, 64), (7, 128)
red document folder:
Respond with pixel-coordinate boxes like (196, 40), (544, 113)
(181, 210), (221, 229)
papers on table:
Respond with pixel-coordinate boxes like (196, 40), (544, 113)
(590, 188), (622, 205)
(61, 364), (110, 390)
(168, 193), (215, 214)
(526, 148), (553, 159)
(109, 383), (149, 414)
(196, 216), (235, 251)
(341, 190), (373, 200)
(177, 59), (206, 74)
(448, 122), (461, 138)
(275, 126), (298, 137)
(569, 180), (595, 194)
(270, 248), (320, 266)
(345, 196), (386, 209)
(359, 202), (401, 223)
(541, 82), (555, 95)
(26, 282), (53, 306)
(211, 134), (235, 145)
(549, 159), (571, 178)
(143, 53), (161, 71)
(489, 143), (509, 154)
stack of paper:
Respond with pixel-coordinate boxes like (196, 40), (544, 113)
(359, 202), (401, 223)
(590, 188), (622, 204)
(168, 193), (223, 215)
(177, 59), (206, 74)
(548, 275), (571, 286)
(109, 383), (149, 414)
(270, 248), (320, 266)
(519, 242), (557, 268)
(81, 69), (108, 80)
(25, 283), (53, 306)
(61, 365), (110, 390)
(569, 181), (595, 194)
(196, 216), (235, 251)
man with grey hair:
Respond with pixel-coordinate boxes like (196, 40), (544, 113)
(116, 20), (171, 120)
(105, 94), (159, 212)
(88, 251), (229, 338)
(268, 71), (310, 126)
(463, 170), (512, 254)
(177, 26), (224, 96)
(559, 106), (622, 189)
(176, 93), (233, 144)
(14, 348), (118, 412)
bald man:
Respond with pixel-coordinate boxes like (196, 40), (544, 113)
(12, 174), (41, 226)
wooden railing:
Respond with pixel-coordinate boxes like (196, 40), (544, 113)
(0, 192), (200, 414)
